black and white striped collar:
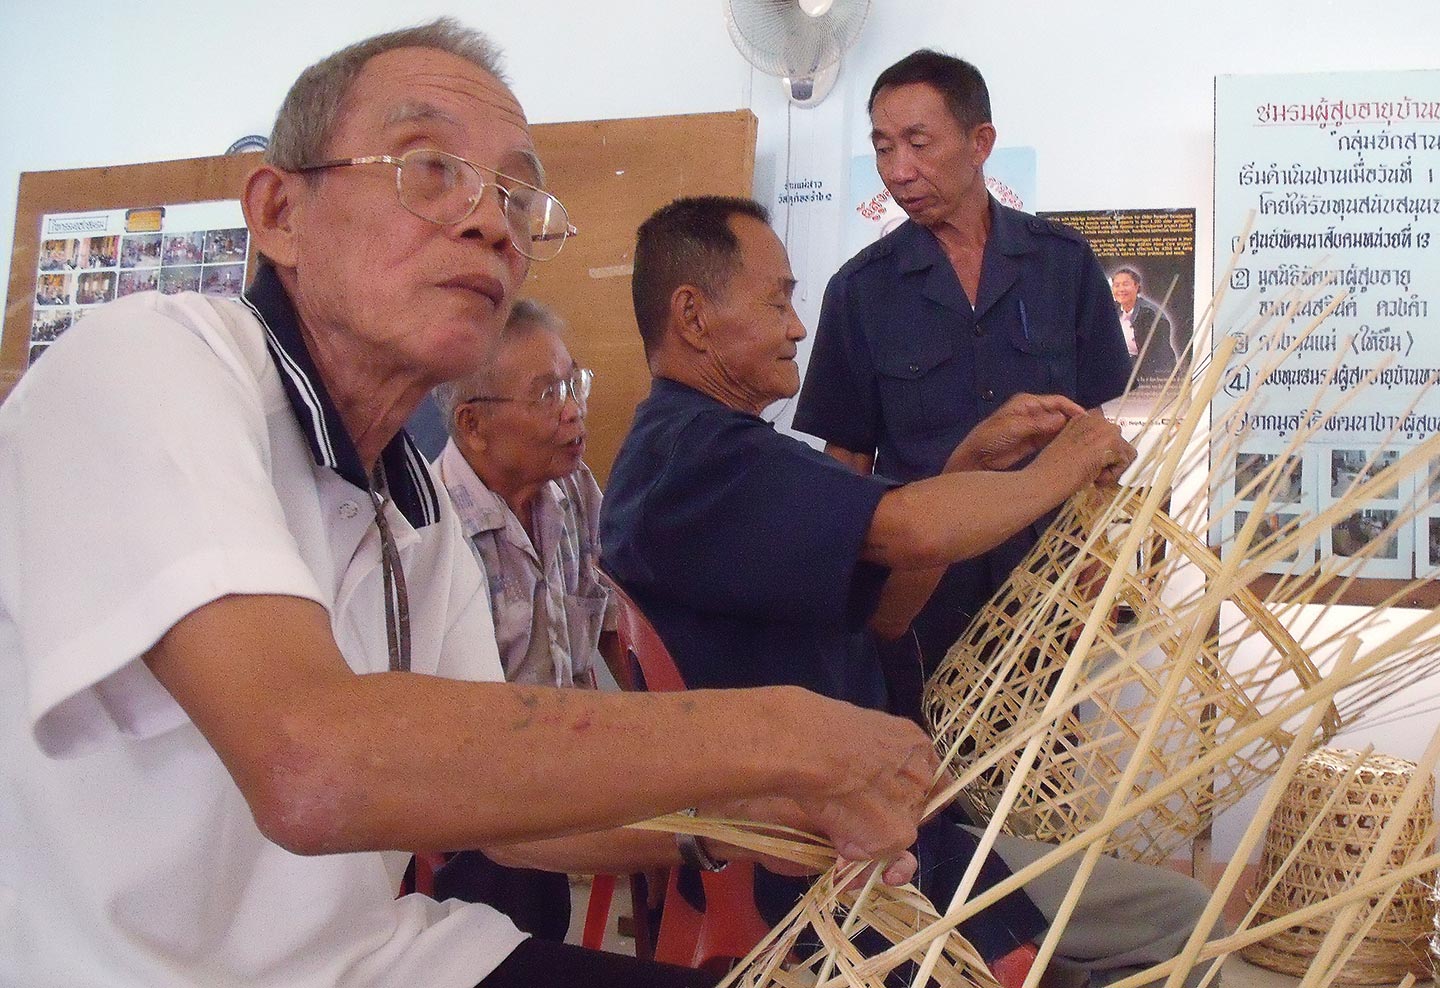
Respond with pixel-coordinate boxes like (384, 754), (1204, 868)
(241, 263), (443, 529)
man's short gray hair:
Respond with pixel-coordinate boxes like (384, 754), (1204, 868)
(266, 18), (507, 171)
(433, 299), (567, 440)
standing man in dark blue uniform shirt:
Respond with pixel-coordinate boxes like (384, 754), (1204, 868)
(794, 50), (1133, 712)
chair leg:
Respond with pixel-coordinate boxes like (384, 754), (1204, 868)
(629, 871), (660, 961)
(653, 870), (706, 967)
(582, 873), (618, 950)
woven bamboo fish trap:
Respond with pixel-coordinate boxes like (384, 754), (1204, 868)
(1241, 748), (1436, 983)
(924, 482), (1341, 864)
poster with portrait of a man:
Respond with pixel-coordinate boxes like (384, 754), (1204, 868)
(1036, 208), (1196, 421)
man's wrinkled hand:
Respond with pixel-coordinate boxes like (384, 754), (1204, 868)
(945, 393), (1086, 473)
(701, 698), (939, 886)
(1034, 409), (1137, 493)
(786, 702), (939, 872)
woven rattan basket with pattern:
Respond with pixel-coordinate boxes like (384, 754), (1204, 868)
(1241, 748), (1436, 983)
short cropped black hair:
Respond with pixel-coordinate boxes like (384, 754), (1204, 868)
(1112, 266), (1142, 285)
(868, 49), (991, 131)
(631, 196), (771, 357)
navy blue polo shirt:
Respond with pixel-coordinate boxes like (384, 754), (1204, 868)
(599, 377), (891, 709)
(794, 198), (1131, 667)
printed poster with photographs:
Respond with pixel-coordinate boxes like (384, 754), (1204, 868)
(1212, 69), (1440, 580)
(1035, 208), (1197, 425)
(1222, 444), (1416, 579)
(30, 200), (248, 366)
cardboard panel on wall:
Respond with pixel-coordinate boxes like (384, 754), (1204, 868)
(529, 110), (758, 483)
(2, 109), (758, 483)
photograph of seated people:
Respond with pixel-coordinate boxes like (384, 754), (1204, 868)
(35, 272), (70, 305)
(430, 298), (621, 941)
(601, 195), (1214, 988)
(119, 232), (162, 268)
(0, 21), (942, 988)
(1110, 266), (1188, 384)
(793, 50), (1134, 715)
(82, 235), (120, 268)
(39, 238), (77, 271)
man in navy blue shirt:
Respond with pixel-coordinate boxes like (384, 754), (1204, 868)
(794, 50), (1134, 703)
(602, 196), (1211, 986)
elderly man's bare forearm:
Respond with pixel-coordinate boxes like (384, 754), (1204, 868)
(144, 593), (935, 863)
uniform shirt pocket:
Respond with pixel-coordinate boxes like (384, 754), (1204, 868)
(873, 339), (966, 439)
(998, 295), (1071, 395)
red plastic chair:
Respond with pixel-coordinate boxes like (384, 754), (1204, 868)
(604, 576), (685, 694)
(402, 851), (446, 897)
(600, 573), (772, 971)
(601, 574), (1036, 982)
(580, 872), (619, 949)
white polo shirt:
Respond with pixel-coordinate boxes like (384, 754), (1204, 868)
(0, 269), (527, 987)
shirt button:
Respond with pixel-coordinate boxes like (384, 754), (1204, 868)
(981, 388), (996, 402)
(907, 363), (919, 374)
(339, 501), (359, 519)
(974, 325), (985, 337)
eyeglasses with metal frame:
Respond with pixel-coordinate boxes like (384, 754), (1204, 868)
(463, 367), (594, 413)
(296, 148), (578, 261)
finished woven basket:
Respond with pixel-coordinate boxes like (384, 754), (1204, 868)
(1241, 748), (1436, 984)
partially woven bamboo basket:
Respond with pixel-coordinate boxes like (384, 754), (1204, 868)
(722, 874), (1001, 988)
(1241, 748), (1436, 983)
(925, 484), (1340, 864)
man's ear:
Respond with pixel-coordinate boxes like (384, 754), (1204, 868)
(453, 401), (489, 453)
(971, 122), (998, 167)
(668, 284), (710, 353)
(241, 164), (304, 269)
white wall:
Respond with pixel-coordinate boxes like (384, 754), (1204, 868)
(4, 0), (1439, 859)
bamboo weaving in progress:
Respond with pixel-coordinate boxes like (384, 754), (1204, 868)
(631, 245), (1440, 987)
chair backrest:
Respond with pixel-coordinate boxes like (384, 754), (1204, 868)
(600, 571), (687, 693)
(597, 569), (771, 972)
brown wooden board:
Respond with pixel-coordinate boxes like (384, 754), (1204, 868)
(528, 110), (757, 484)
(2, 109), (758, 483)
(1246, 572), (1440, 610)
(2, 154), (263, 398)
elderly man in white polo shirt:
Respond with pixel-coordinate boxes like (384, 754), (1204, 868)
(0, 19), (939, 988)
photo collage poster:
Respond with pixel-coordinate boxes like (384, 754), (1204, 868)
(1036, 207), (1197, 425)
(30, 200), (248, 366)
(1212, 70), (1440, 579)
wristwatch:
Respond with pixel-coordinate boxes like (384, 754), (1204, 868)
(675, 808), (728, 872)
